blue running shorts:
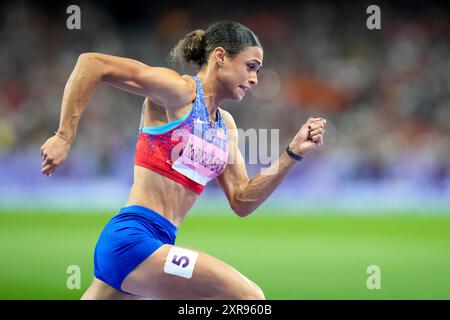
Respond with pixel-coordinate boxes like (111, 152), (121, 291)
(94, 205), (178, 293)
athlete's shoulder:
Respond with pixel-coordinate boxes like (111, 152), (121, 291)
(180, 75), (197, 103)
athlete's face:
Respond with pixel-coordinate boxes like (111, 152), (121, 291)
(217, 46), (263, 101)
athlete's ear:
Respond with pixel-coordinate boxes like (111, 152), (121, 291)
(212, 47), (227, 68)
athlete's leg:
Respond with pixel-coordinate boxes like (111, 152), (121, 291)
(121, 244), (265, 300)
(81, 277), (150, 300)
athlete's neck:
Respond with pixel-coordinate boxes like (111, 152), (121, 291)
(196, 71), (224, 122)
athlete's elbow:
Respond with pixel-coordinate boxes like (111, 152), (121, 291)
(233, 206), (251, 218)
(231, 200), (254, 218)
(77, 53), (104, 76)
(78, 52), (97, 64)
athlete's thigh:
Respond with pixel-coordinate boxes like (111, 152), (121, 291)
(81, 277), (150, 300)
(121, 244), (263, 300)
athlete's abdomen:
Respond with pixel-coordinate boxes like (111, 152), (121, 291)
(125, 165), (198, 227)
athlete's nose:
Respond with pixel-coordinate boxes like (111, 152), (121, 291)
(249, 76), (258, 86)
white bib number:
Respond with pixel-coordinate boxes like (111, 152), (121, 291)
(164, 247), (199, 279)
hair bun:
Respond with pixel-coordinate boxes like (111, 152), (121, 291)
(168, 29), (206, 69)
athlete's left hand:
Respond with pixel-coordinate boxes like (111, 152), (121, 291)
(289, 117), (327, 157)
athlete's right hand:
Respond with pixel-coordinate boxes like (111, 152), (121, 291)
(40, 134), (72, 176)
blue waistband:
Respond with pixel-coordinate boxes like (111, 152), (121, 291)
(118, 205), (178, 236)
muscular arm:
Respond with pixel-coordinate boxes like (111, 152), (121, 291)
(216, 111), (298, 217)
(217, 110), (326, 217)
(40, 52), (196, 176)
(57, 52), (196, 141)
(217, 146), (298, 217)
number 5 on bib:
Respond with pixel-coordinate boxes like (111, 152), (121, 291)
(164, 247), (199, 279)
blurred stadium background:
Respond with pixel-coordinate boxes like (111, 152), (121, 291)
(0, 0), (449, 299)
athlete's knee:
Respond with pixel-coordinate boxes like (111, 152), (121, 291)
(226, 280), (265, 300)
(252, 284), (266, 300)
(231, 286), (264, 300)
(238, 276), (265, 300)
(244, 283), (265, 300)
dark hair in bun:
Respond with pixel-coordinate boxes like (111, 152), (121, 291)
(168, 21), (261, 70)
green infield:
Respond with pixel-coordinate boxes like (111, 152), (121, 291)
(0, 208), (449, 299)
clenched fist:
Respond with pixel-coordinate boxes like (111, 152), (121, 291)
(289, 117), (326, 157)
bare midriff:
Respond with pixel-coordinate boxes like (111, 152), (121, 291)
(125, 165), (198, 227)
(125, 96), (200, 227)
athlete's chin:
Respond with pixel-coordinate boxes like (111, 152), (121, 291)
(232, 90), (245, 102)
(235, 95), (244, 102)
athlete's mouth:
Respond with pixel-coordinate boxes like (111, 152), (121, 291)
(239, 85), (249, 93)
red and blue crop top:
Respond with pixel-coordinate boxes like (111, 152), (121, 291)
(134, 76), (229, 195)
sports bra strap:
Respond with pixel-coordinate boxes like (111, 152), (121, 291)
(138, 99), (146, 132)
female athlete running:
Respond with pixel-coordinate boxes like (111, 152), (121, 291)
(40, 21), (326, 300)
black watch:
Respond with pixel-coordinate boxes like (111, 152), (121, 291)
(286, 145), (303, 161)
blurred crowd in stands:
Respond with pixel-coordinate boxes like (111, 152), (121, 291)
(1, 1), (449, 205)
